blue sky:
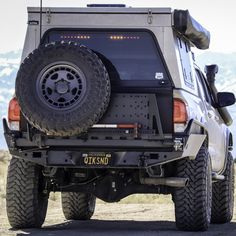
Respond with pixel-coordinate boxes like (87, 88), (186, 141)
(0, 0), (236, 53)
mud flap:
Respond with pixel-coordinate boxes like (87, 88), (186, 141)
(182, 134), (206, 159)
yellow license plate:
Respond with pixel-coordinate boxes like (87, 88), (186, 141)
(82, 153), (111, 166)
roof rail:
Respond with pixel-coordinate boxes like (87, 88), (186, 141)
(87, 4), (126, 8)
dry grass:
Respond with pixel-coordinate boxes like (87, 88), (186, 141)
(44, 192), (171, 205)
(0, 150), (10, 209)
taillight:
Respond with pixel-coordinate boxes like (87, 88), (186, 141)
(8, 97), (20, 130)
(173, 99), (188, 132)
(173, 99), (188, 123)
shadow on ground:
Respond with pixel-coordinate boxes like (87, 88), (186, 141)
(12, 220), (236, 236)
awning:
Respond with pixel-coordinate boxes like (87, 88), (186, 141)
(173, 10), (210, 50)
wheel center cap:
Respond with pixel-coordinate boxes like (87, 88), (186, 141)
(56, 80), (69, 94)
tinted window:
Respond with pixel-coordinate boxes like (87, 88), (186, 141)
(196, 74), (207, 101)
(45, 30), (170, 85)
(196, 69), (214, 104)
(178, 38), (194, 89)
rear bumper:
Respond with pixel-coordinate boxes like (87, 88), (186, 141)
(8, 149), (183, 168)
(3, 118), (206, 168)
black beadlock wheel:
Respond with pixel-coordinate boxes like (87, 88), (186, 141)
(6, 157), (48, 229)
(36, 62), (87, 111)
(211, 152), (234, 224)
(15, 42), (110, 136)
(61, 192), (96, 220)
(173, 146), (212, 231)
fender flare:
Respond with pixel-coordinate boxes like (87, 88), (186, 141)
(226, 129), (233, 151)
(220, 128), (233, 174)
(185, 119), (209, 137)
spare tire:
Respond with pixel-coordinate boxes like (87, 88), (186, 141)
(16, 42), (110, 136)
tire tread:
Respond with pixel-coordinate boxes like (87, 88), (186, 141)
(61, 192), (96, 220)
(6, 157), (48, 229)
(211, 152), (234, 223)
(174, 147), (212, 231)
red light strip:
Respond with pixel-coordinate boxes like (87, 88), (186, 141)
(60, 35), (91, 39)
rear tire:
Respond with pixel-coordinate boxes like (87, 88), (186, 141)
(211, 152), (234, 223)
(6, 157), (48, 229)
(61, 192), (96, 220)
(174, 146), (212, 231)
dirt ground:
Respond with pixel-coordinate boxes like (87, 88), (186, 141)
(0, 196), (236, 236)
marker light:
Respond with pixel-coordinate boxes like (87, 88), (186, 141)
(60, 35), (91, 39)
(109, 35), (140, 40)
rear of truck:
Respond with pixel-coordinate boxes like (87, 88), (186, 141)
(4, 6), (228, 232)
(5, 7), (204, 171)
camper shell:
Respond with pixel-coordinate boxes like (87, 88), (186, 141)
(5, 7), (213, 167)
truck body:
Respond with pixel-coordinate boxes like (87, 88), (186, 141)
(4, 5), (235, 231)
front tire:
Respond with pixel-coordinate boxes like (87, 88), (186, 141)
(174, 146), (212, 231)
(6, 157), (48, 229)
(61, 192), (96, 220)
(211, 152), (234, 223)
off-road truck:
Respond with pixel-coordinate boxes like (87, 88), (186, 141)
(3, 4), (236, 231)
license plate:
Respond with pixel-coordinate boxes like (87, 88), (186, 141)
(82, 153), (112, 166)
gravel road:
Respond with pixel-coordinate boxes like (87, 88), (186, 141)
(1, 199), (236, 236)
